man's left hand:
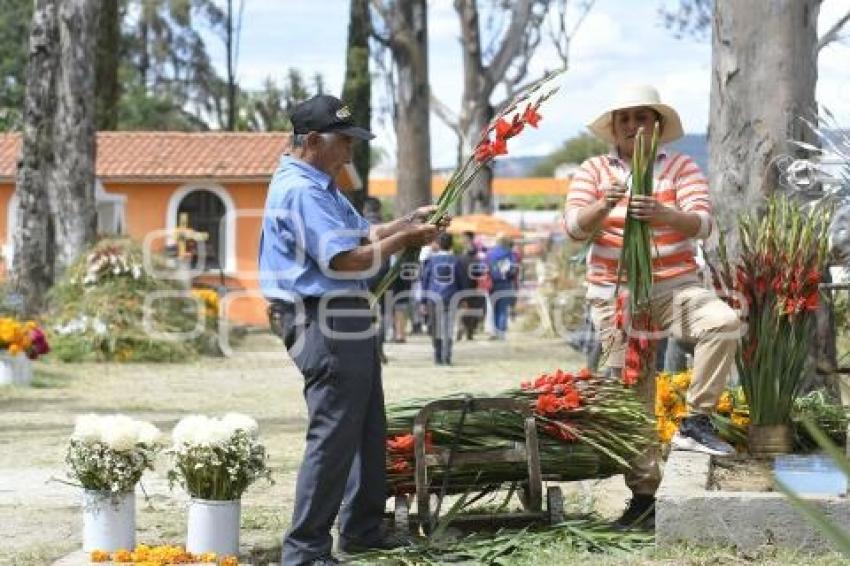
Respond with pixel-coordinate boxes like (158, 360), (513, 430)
(410, 205), (451, 231)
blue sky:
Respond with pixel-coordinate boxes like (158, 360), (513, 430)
(207, 0), (850, 168)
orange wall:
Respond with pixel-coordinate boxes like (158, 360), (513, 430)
(104, 181), (270, 326)
(0, 180), (272, 327)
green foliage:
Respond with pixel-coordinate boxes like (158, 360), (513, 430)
(238, 69), (322, 132)
(46, 237), (222, 362)
(0, 0), (33, 131)
(350, 519), (653, 564)
(531, 133), (608, 177)
(116, 83), (209, 131)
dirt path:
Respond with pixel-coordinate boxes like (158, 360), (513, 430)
(2, 331), (627, 564)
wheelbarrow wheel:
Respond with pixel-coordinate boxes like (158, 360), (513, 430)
(547, 486), (565, 524)
(394, 494), (410, 533)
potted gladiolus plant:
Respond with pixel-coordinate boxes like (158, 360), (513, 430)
(168, 413), (271, 556)
(714, 197), (832, 456)
(65, 414), (162, 551)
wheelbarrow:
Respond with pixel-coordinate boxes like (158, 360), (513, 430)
(392, 397), (565, 535)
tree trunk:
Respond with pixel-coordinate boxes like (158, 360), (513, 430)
(455, 0), (493, 214)
(708, 0), (820, 254)
(342, 0), (371, 212)
(12, 0), (58, 316)
(95, 0), (120, 130)
(225, 0), (237, 131)
(391, 0), (431, 216)
(51, 0), (98, 275)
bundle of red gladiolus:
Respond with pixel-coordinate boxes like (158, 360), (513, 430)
(384, 368), (651, 495)
(710, 196), (832, 426)
(372, 73), (559, 301)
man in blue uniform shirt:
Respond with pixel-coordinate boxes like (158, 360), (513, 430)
(259, 94), (445, 566)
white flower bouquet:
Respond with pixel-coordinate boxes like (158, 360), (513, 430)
(66, 414), (162, 494)
(167, 413), (272, 501)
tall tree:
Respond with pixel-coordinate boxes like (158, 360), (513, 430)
(342, 0), (371, 211)
(95, 0), (121, 130)
(434, 0), (593, 213)
(13, 0), (58, 315)
(704, 0), (850, 253)
(51, 0), (99, 274)
(372, 0), (432, 217)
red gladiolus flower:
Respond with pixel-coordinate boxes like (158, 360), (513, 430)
(622, 367), (640, 385)
(561, 388), (582, 410)
(474, 140), (495, 163)
(492, 137), (508, 156)
(577, 367), (592, 380)
(806, 269), (821, 286)
(804, 291), (819, 311)
(523, 104), (542, 127)
(494, 117), (523, 140)
(536, 393), (561, 416)
(387, 434), (415, 454)
(390, 458), (411, 473)
(544, 423), (577, 442)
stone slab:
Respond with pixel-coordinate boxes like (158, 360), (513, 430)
(657, 449), (850, 552)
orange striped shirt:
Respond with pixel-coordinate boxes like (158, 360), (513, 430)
(563, 150), (712, 293)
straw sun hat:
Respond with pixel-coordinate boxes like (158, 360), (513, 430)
(587, 84), (684, 145)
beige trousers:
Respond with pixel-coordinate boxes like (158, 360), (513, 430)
(590, 285), (740, 495)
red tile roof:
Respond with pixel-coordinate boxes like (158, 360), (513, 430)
(0, 132), (292, 182)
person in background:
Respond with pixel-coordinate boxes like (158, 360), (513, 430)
(457, 231), (487, 340)
(389, 260), (412, 342)
(420, 232), (470, 365)
(485, 234), (520, 340)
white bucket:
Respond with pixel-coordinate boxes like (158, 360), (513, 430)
(187, 498), (240, 556)
(0, 353), (30, 386)
(82, 489), (136, 552)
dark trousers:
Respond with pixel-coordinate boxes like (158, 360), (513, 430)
(491, 293), (512, 336)
(270, 298), (386, 565)
(427, 302), (455, 364)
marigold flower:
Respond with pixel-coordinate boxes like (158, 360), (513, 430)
(90, 550), (110, 563)
(221, 556), (239, 566)
(112, 549), (133, 562)
(716, 391), (733, 414)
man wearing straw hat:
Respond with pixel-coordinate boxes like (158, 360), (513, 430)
(563, 85), (740, 529)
